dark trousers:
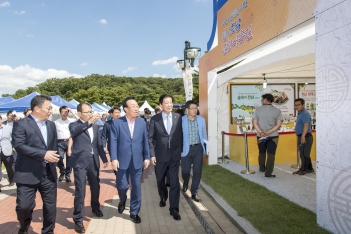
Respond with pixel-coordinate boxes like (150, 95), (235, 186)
(73, 156), (100, 223)
(155, 158), (180, 211)
(181, 144), (203, 195)
(298, 134), (314, 171)
(0, 152), (14, 183)
(57, 140), (72, 178)
(16, 164), (57, 234)
(116, 162), (142, 215)
(257, 136), (279, 176)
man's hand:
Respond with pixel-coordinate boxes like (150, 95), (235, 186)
(300, 136), (306, 144)
(151, 157), (156, 166)
(67, 149), (72, 157)
(144, 160), (150, 169)
(89, 113), (101, 125)
(44, 151), (60, 163)
(103, 162), (109, 168)
(111, 159), (119, 171)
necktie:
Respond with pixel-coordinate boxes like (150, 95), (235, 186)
(167, 115), (171, 135)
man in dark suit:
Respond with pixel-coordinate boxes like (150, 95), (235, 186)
(101, 106), (121, 156)
(12, 95), (59, 234)
(149, 94), (183, 221)
(143, 108), (152, 132)
(68, 102), (108, 233)
(110, 97), (150, 223)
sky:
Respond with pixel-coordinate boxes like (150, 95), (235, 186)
(0, 0), (214, 96)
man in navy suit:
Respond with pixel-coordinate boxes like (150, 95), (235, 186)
(101, 106), (121, 156)
(110, 97), (150, 223)
(181, 100), (208, 202)
(68, 102), (108, 233)
(149, 94), (183, 221)
(12, 95), (59, 234)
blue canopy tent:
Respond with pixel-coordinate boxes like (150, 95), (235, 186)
(91, 103), (106, 113)
(101, 102), (111, 110)
(0, 92), (40, 112)
(0, 96), (15, 104)
(50, 95), (76, 109)
(69, 99), (80, 106)
(93, 103), (109, 112)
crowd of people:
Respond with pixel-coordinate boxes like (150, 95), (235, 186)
(0, 94), (208, 234)
(0, 92), (314, 233)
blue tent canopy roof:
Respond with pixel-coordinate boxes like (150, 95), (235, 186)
(0, 92), (40, 112)
(50, 95), (76, 109)
(0, 96), (16, 104)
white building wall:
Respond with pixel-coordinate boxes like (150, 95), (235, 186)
(315, 0), (351, 233)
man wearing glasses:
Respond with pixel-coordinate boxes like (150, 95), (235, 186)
(12, 95), (60, 234)
(181, 100), (207, 202)
(68, 102), (108, 233)
(293, 98), (314, 175)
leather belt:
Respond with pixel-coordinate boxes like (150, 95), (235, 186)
(297, 133), (312, 137)
(58, 139), (69, 141)
(190, 143), (200, 147)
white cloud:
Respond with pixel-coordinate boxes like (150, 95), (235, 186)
(80, 62), (89, 66)
(26, 34), (34, 38)
(0, 64), (83, 95)
(0, 2), (10, 7)
(152, 56), (178, 66)
(99, 19), (108, 25)
(152, 74), (167, 78)
(122, 67), (137, 74)
(14, 10), (26, 15)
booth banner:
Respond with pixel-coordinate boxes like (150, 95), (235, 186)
(298, 83), (316, 116)
(231, 84), (263, 118)
(182, 63), (193, 101)
(265, 84), (295, 118)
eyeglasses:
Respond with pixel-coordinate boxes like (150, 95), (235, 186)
(81, 111), (94, 114)
(39, 106), (53, 111)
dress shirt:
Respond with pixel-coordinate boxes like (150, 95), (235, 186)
(162, 112), (172, 132)
(126, 116), (135, 138)
(6, 121), (14, 126)
(55, 117), (76, 139)
(0, 126), (3, 149)
(30, 114), (48, 146)
(187, 118), (200, 145)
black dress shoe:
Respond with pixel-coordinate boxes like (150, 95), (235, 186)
(191, 194), (201, 202)
(59, 174), (64, 182)
(92, 210), (103, 217)
(74, 222), (85, 233)
(159, 198), (166, 207)
(18, 229), (28, 234)
(118, 201), (126, 213)
(130, 214), (141, 223)
(66, 177), (72, 183)
(170, 209), (181, 220)
(183, 184), (188, 192)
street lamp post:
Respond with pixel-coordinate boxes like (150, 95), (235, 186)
(176, 40), (201, 101)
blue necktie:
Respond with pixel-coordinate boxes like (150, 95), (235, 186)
(167, 115), (171, 134)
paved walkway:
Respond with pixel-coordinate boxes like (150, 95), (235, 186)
(0, 164), (242, 234)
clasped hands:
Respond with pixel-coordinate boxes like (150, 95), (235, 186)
(111, 159), (150, 172)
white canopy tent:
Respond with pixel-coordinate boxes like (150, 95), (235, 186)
(139, 100), (155, 115)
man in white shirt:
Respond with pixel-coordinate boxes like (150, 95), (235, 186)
(54, 106), (79, 182)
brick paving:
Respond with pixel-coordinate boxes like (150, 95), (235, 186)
(0, 164), (242, 234)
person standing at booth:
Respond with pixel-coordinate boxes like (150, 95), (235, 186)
(293, 98), (314, 175)
(253, 93), (283, 178)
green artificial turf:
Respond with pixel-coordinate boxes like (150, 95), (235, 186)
(201, 164), (331, 234)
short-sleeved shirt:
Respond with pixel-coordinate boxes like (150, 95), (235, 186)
(252, 104), (283, 137)
(55, 117), (76, 139)
(295, 109), (311, 135)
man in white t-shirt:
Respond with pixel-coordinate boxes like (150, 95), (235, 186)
(55, 106), (79, 182)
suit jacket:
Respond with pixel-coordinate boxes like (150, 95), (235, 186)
(12, 115), (58, 184)
(148, 112), (183, 162)
(109, 116), (150, 170)
(101, 119), (112, 152)
(68, 120), (107, 169)
(0, 125), (13, 156)
(181, 115), (207, 156)
(144, 117), (151, 131)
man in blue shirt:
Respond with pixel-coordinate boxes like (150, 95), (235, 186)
(293, 98), (314, 175)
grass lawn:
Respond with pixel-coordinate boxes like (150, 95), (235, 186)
(201, 164), (331, 234)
